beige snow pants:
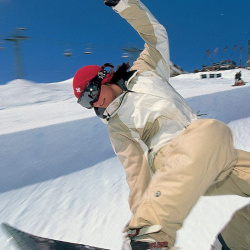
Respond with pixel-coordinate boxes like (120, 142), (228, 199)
(206, 149), (250, 250)
(128, 119), (250, 248)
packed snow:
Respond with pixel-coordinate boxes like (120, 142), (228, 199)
(0, 69), (249, 250)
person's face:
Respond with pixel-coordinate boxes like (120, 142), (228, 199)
(93, 84), (117, 109)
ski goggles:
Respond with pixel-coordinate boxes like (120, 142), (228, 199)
(77, 80), (101, 109)
(77, 63), (114, 109)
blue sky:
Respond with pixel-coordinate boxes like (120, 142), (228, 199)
(0, 0), (249, 84)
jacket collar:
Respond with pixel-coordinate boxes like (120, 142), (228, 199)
(104, 70), (137, 121)
(104, 91), (129, 121)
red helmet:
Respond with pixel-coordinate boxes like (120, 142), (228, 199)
(73, 64), (113, 99)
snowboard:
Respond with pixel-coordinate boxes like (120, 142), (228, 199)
(232, 80), (245, 86)
(2, 223), (109, 250)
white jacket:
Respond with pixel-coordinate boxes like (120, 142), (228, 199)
(105, 0), (198, 213)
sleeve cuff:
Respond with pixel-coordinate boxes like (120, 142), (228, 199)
(112, 0), (130, 13)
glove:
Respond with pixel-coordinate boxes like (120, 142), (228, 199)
(103, 0), (120, 7)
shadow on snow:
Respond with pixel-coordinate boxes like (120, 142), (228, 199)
(0, 117), (115, 193)
(187, 86), (250, 124)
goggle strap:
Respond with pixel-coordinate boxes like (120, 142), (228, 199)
(101, 63), (114, 70)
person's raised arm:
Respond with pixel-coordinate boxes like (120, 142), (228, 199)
(103, 0), (170, 81)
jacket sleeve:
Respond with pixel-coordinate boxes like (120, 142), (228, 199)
(108, 116), (152, 214)
(113, 0), (170, 81)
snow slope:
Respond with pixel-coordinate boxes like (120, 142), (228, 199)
(0, 69), (249, 250)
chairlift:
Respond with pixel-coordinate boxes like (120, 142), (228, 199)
(16, 27), (27, 30)
(122, 53), (129, 58)
(83, 47), (93, 54)
(83, 51), (92, 55)
(63, 49), (72, 57)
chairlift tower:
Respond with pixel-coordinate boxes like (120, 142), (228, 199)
(4, 28), (28, 79)
(247, 39), (250, 67)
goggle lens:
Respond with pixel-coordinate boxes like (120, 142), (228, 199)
(77, 81), (101, 109)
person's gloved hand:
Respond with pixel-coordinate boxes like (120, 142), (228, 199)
(103, 0), (120, 7)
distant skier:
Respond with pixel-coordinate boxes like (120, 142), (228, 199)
(233, 71), (245, 86)
(235, 71), (242, 81)
(72, 0), (250, 249)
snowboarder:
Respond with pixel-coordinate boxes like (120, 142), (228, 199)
(233, 71), (245, 86)
(73, 0), (250, 249)
(235, 71), (242, 81)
